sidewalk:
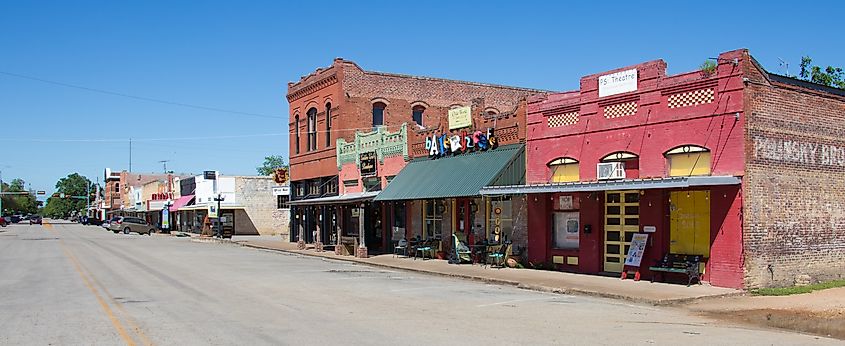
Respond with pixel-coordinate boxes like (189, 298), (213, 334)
(225, 236), (740, 305)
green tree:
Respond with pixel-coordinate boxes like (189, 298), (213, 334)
(799, 56), (845, 89)
(1, 178), (38, 215)
(41, 173), (95, 218)
(256, 155), (287, 176)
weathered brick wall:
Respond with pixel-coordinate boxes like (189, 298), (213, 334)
(744, 60), (845, 288)
(235, 176), (290, 236)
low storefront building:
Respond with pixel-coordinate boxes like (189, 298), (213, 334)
(482, 49), (845, 289)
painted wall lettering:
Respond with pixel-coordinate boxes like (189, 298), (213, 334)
(753, 135), (845, 168)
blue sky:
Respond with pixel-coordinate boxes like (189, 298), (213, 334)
(1, 0), (841, 196)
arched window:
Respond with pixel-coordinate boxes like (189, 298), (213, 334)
(412, 105), (425, 126)
(307, 107), (317, 151)
(665, 145), (711, 176)
(372, 102), (386, 129)
(294, 114), (300, 154)
(601, 151), (639, 178)
(600, 152), (638, 162)
(325, 103), (332, 147)
(548, 158), (579, 183)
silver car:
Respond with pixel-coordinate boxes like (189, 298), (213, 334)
(108, 216), (154, 235)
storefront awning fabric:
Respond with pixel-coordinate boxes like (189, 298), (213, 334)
(169, 195), (194, 212)
(479, 175), (741, 195)
(288, 191), (380, 206)
(374, 144), (525, 201)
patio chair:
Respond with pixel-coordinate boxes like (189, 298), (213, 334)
(487, 242), (511, 269)
(414, 239), (434, 260)
(449, 233), (472, 264)
(393, 238), (408, 258)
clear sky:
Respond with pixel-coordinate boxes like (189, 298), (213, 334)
(1, 0), (841, 196)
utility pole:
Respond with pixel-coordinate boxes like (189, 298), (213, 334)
(86, 179), (90, 218)
(159, 160), (170, 174)
(214, 194), (225, 238)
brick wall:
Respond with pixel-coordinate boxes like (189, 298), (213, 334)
(743, 58), (845, 288)
(234, 176), (290, 236)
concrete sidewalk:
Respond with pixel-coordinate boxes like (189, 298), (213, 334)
(222, 236), (740, 305)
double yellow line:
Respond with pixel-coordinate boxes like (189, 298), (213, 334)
(49, 225), (153, 346)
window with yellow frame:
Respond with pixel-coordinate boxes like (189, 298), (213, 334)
(548, 157), (579, 183)
(666, 146), (711, 176)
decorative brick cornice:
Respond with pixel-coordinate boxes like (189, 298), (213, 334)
(287, 74), (338, 102)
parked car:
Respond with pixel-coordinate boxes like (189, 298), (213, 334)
(29, 215), (42, 225)
(80, 216), (103, 226)
(108, 217), (154, 235)
(0, 217), (6, 227)
(10, 215), (21, 223)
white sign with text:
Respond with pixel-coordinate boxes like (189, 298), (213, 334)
(598, 68), (637, 97)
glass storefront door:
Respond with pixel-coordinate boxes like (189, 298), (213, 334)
(603, 191), (640, 272)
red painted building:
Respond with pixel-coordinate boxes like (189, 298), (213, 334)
(484, 49), (845, 289)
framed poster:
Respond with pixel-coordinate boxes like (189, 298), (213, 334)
(360, 152), (377, 177)
(624, 233), (649, 267)
(553, 211), (579, 249)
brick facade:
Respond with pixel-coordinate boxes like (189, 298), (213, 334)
(743, 58), (845, 288)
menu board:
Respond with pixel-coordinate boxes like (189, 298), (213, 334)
(624, 233), (648, 267)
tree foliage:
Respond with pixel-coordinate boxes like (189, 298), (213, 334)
(1, 178), (39, 215)
(799, 56), (845, 89)
(41, 173), (95, 218)
(256, 155), (287, 176)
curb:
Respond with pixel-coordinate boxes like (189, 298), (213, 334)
(232, 241), (740, 305)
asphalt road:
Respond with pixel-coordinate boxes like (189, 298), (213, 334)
(0, 221), (837, 345)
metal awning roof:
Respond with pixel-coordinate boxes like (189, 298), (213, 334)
(480, 176), (741, 195)
(374, 144), (525, 201)
(178, 204), (245, 211)
(288, 191), (380, 206)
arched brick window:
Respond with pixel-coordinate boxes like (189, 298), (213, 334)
(294, 114), (300, 154)
(548, 157), (579, 183)
(372, 102), (386, 129)
(307, 107), (317, 151)
(412, 105), (425, 127)
(325, 102), (332, 147)
(665, 145), (711, 176)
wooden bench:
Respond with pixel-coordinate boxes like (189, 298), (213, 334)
(338, 236), (358, 256)
(649, 254), (703, 286)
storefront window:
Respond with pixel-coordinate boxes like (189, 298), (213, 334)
(548, 157), (579, 183)
(666, 145), (711, 176)
(423, 199), (444, 239)
(487, 197), (512, 243)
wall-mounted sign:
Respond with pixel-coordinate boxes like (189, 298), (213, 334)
(643, 226), (656, 233)
(272, 186), (290, 196)
(624, 233), (649, 267)
(208, 204), (218, 218)
(448, 106), (472, 130)
(359, 151), (377, 177)
(425, 128), (498, 158)
(273, 168), (288, 184)
(204, 171), (217, 180)
(558, 195), (573, 210)
(598, 68), (637, 97)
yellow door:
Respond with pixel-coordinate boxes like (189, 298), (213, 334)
(604, 191), (640, 272)
(669, 190), (710, 256)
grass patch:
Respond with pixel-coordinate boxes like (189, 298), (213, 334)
(751, 279), (845, 296)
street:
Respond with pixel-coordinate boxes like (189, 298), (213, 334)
(0, 221), (836, 345)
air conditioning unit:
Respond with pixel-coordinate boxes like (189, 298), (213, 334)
(597, 162), (626, 180)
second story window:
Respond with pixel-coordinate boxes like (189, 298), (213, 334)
(325, 103), (332, 147)
(307, 108), (317, 151)
(372, 102), (386, 129)
(114, 183), (120, 193)
(412, 105), (425, 127)
(294, 114), (300, 154)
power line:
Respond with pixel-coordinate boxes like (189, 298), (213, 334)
(0, 70), (286, 120)
(0, 133), (288, 143)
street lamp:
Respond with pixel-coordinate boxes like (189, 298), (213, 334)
(213, 194), (225, 238)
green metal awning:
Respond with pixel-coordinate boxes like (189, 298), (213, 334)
(374, 144), (524, 201)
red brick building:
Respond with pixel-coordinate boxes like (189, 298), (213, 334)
(287, 58), (542, 255)
(482, 49), (845, 289)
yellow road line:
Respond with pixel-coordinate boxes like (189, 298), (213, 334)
(43, 219), (53, 229)
(62, 245), (137, 346)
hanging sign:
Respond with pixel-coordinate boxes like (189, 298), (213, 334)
(359, 151), (377, 177)
(208, 204), (218, 218)
(624, 233), (649, 267)
(425, 128), (498, 158)
(448, 106), (472, 130)
(598, 68), (637, 97)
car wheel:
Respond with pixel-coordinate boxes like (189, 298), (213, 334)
(124, 227), (131, 235)
(148, 229), (154, 236)
(112, 230), (119, 234)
